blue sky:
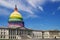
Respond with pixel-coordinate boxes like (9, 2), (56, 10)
(0, 0), (60, 30)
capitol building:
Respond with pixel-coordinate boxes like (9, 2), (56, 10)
(0, 5), (60, 40)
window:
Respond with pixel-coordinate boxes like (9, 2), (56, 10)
(1, 32), (2, 35)
(13, 36), (14, 39)
(1, 36), (2, 38)
(11, 36), (12, 39)
(9, 36), (10, 39)
(15, 36), (16, 39)
(3, 36), (5, 38)
(4, 32), (5, 35)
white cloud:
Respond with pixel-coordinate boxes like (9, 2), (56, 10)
(38, 6), (44, 11)
(23, 14), (39, 19)
(52, 6), (60, 15)
(0, 0), (45, 18)
(0, 8), (10, 15)
(0, 0), (34, 17)
(26, 0), (45, 11)
(28, 14), (38, 18)
(51, 0), (60, 2)
(27, 0), (45, 8)
(51, 0), (56, 2)
(0, 0), (14, 9)
(57, 6), (60, 10)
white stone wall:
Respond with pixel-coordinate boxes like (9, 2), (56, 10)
(0, 29), (9, 39)
(58, 32), (60, 38)
(32, 31), (60, 39)
(44, 32), (50, 38)
(5, 29), (9, 39)
(49, 32), (60, 38)
(32, 31), (42, 38)
(0, 28), (60, 39)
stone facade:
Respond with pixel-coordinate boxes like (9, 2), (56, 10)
(32, 30), (60, 39)
(0, 27), (60, 40)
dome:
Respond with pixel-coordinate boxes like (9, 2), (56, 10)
(9, 11), (23, 21)
(10, 11), (22, 19)
(9, 5), (23, 21)
(8, 5), (24, 27)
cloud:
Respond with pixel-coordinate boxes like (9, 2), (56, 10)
(27, 0), (45, 8)
(0, 8), (10, 15)
(26, 0), (45, 11)
(0, 0), (14, 9)
(57, 6), (60, 10)
(38, 6), (44, 11)
(27, 14), (38, 18)
(51, 0), (56, 2)
(51, 0), (60, 2)
(52, 6), (60, 15)
(0, 0), (45, 18)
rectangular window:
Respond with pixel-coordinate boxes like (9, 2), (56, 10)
(4, 32), (5, 35)
(3, 36), (5, 38)
(1, 36), (2, 38)
(1, 32), (2, 35)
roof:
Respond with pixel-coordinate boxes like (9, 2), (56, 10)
(0, 27), (60, 31)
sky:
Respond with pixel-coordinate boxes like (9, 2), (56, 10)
(0, 0), (60, 30)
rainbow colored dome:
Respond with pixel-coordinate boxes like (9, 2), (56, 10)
(8, 5), (24, 27)
(9, 11), (23, 21)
